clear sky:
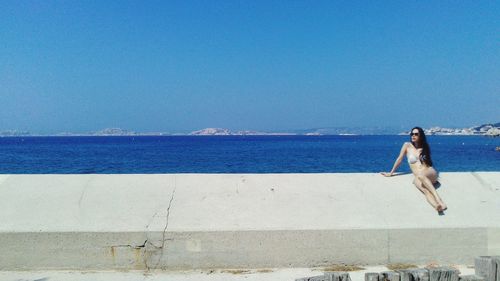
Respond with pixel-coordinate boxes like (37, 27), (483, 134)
(1, 1), (498, 134)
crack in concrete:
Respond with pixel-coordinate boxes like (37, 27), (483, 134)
(155, 184), (176, 269)
(145, 209), (161, 231)
(112, 240), (148, 249)
(144, 176), (177, 272)
(387, 229), (391, 264)
(78, 176), (94, 209)
(75, 176), (95, 222)
(471, 172), (497, 192)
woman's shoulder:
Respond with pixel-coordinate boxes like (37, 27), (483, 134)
(400, 142), (410, 152)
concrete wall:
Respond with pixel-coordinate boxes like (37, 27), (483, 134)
(0, 173), (499, 270)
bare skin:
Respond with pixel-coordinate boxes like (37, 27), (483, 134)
(380, 129), (447, 212)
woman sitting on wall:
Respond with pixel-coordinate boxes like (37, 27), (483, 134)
(381, 127), (447, 212)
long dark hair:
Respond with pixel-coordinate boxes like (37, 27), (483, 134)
(411, 126), (433, 167)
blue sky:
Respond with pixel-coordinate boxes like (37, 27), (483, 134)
(1, 1), (498, 134)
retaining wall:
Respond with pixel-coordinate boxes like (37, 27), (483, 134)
(0, 173), (499, 270)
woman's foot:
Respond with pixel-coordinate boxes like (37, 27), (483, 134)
(436, 202), (448, 212)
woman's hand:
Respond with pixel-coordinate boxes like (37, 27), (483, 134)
(380, 172), (393, 177)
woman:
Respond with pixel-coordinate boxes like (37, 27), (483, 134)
(381, 127), (447, 212)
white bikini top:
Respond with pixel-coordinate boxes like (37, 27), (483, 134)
(407, 152), (419, 164)
(406, 142), (422, 164)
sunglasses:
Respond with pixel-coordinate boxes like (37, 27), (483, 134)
(410, 132), (420, 136)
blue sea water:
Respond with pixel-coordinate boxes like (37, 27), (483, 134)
(0, 135), (498, 174)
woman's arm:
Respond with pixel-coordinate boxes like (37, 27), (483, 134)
(381, 142), (408, 177)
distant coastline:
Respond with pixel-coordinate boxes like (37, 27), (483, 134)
(398, 123), (500, 137)
(1, 122), (498, 137)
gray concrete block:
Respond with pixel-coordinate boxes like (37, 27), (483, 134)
(474, 256), (498, 281)
(366, 273), (380, 281)
(296, 275), (326, 281)
(495, 257), (500, 281)
(459, 275), (485, 281)
(324, 272), (352, 281)
(428, 267), (460, 281)
(380, 271), (401, 281)
(398, 269), (430, 281)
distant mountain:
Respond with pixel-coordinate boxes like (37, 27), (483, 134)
(289, 126), (401, 135)
(188, 126), (406, 136)
(190, 124), (500, 136)
(55, 128), (170, 136)
(0, 130), (31, 137)
(92, 128), (136, 136)
(189, 128), (231, 135)
(189, 128), (295, 136)
(471, 122), (500, 131)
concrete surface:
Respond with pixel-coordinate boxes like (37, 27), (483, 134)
(0, 173), (499, 270)
(0, 266), (477, 281)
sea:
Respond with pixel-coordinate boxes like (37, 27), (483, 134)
(0, 135), (498, 174)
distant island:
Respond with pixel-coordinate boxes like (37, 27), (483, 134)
(56, 128), (170, 137)
(0, 128), (170, 137)
(189, 128), (295, 136)
(191, 123), (500, 136)
(1, 122), (498, 137)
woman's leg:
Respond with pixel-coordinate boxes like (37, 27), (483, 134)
(417, 168), (447, 211)
(424, 167), (439, 184)
(413, 178), (439, 210)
